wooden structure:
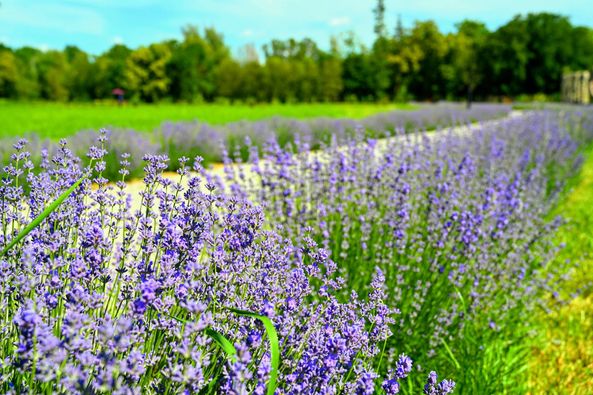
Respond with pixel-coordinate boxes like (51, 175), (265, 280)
(562, 71), (593, 104)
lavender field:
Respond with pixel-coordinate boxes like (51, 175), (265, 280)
(0, 103), (511, 181)
(0, 105), (592, 394)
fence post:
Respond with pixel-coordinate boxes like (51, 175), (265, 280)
(583, 71), (591, 104)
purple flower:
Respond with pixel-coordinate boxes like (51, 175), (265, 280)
(395, 354), (413, 379)
(424, 371), (456, 395)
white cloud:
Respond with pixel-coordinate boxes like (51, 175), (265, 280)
(113, 36), (123, 44)
(329, 17), (351, 27)
(241, 29), (254, 37)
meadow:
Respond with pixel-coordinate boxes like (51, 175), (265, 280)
(0, 101), (415, 139)
(0, 103), (591, 394)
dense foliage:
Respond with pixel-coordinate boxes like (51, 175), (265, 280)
(1, 9), (592, 103)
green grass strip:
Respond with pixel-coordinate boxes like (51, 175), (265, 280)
(1, 176), (85, 256)
(440, 337), (461, 370)
(230, 308), (280, 395)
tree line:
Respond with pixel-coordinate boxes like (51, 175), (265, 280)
(0, 8), (592, 103)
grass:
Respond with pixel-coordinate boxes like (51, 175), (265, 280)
(0, 101), (415, 139)
(530, 144), (593, 394)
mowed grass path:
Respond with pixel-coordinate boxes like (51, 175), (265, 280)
(531, 144), (593, 393)
(0, 101), (415, 139)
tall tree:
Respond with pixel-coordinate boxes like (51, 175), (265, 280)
(36, 51), (69, 101)
(318, 38), (343, 102)
(215, 58), (242, 101)
(126, 43), (172, 102)
(369, 0), (390, 99)
(387, 19), (421, 101)
(93, 44), (131, 99)
(64, 46), (93, 100)
(570, 26), (593, 71)
(0, 48), (19, 98)
(373, 0), (387, 38)
(13, 47), (42, 99)
(405, 21), (448, 100)
(524, 13), (575, 94)
(482, 16), (529, 97)
(168, 26), (230, 102)
(448, 21), (489, 106)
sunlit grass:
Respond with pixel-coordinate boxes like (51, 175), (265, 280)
(530, 144), (593, 394)
(532, 297), (593, 394)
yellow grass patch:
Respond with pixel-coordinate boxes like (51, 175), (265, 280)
(530, 146), (593, 394)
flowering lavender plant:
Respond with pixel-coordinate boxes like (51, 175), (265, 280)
(223, 109), (593, 391)
(0, 103), (511, 182)
(0, 133), (448, 393)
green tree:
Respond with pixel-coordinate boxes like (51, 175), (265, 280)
(447, 21), (489, 106)
(369, 0), (390, 100)
(215, 58), (242, 101)
(405, 21), (448, 100)
(64, 46), (93, 100)
(570, 26), (593, 71)
(168, 26), (230, 102)
(0, 48), (19, 98)
(93, 44), (131, 99)
(524, 13), (576, 94)
(262, 38), (323, 102)
(340, 33), (373, 101)
(319, 58), (342, 102)
(13, 47), (42, 99)
(240, 60), (266, 103)
(387, 18), (422, 101)
(263, 56), (292, 102)
(373, 0), (386, 38)
(482, 16), (529, 97)
(126, 43), (172, 102)
(36, 50), (69, 101)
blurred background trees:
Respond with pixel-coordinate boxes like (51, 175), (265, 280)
(0, 7), (592, 104)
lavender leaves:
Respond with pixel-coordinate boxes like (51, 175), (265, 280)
(1, 176), (86, 256)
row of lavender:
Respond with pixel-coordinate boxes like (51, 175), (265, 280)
(221, 108), (593, 391)
(0, 103), (511, 181)
(0, 107), (589, 393)
(0, 140), (456, 393)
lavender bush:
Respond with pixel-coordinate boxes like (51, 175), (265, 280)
(223, 109), (593, 392)
(0, 135), (454, 393)
(2, 105), (586, 394)
(158, 103), (511, 168)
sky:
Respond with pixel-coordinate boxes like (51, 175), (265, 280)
(0, 0), (592, 56)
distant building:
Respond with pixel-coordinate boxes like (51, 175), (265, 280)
(561, 71), (592, 104)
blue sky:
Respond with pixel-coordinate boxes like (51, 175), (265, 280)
(0, 0), (591, 56)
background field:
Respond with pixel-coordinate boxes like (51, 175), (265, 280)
(0, 101), (415, 139)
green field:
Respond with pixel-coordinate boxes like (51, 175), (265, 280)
(0, 101), (415, 139)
